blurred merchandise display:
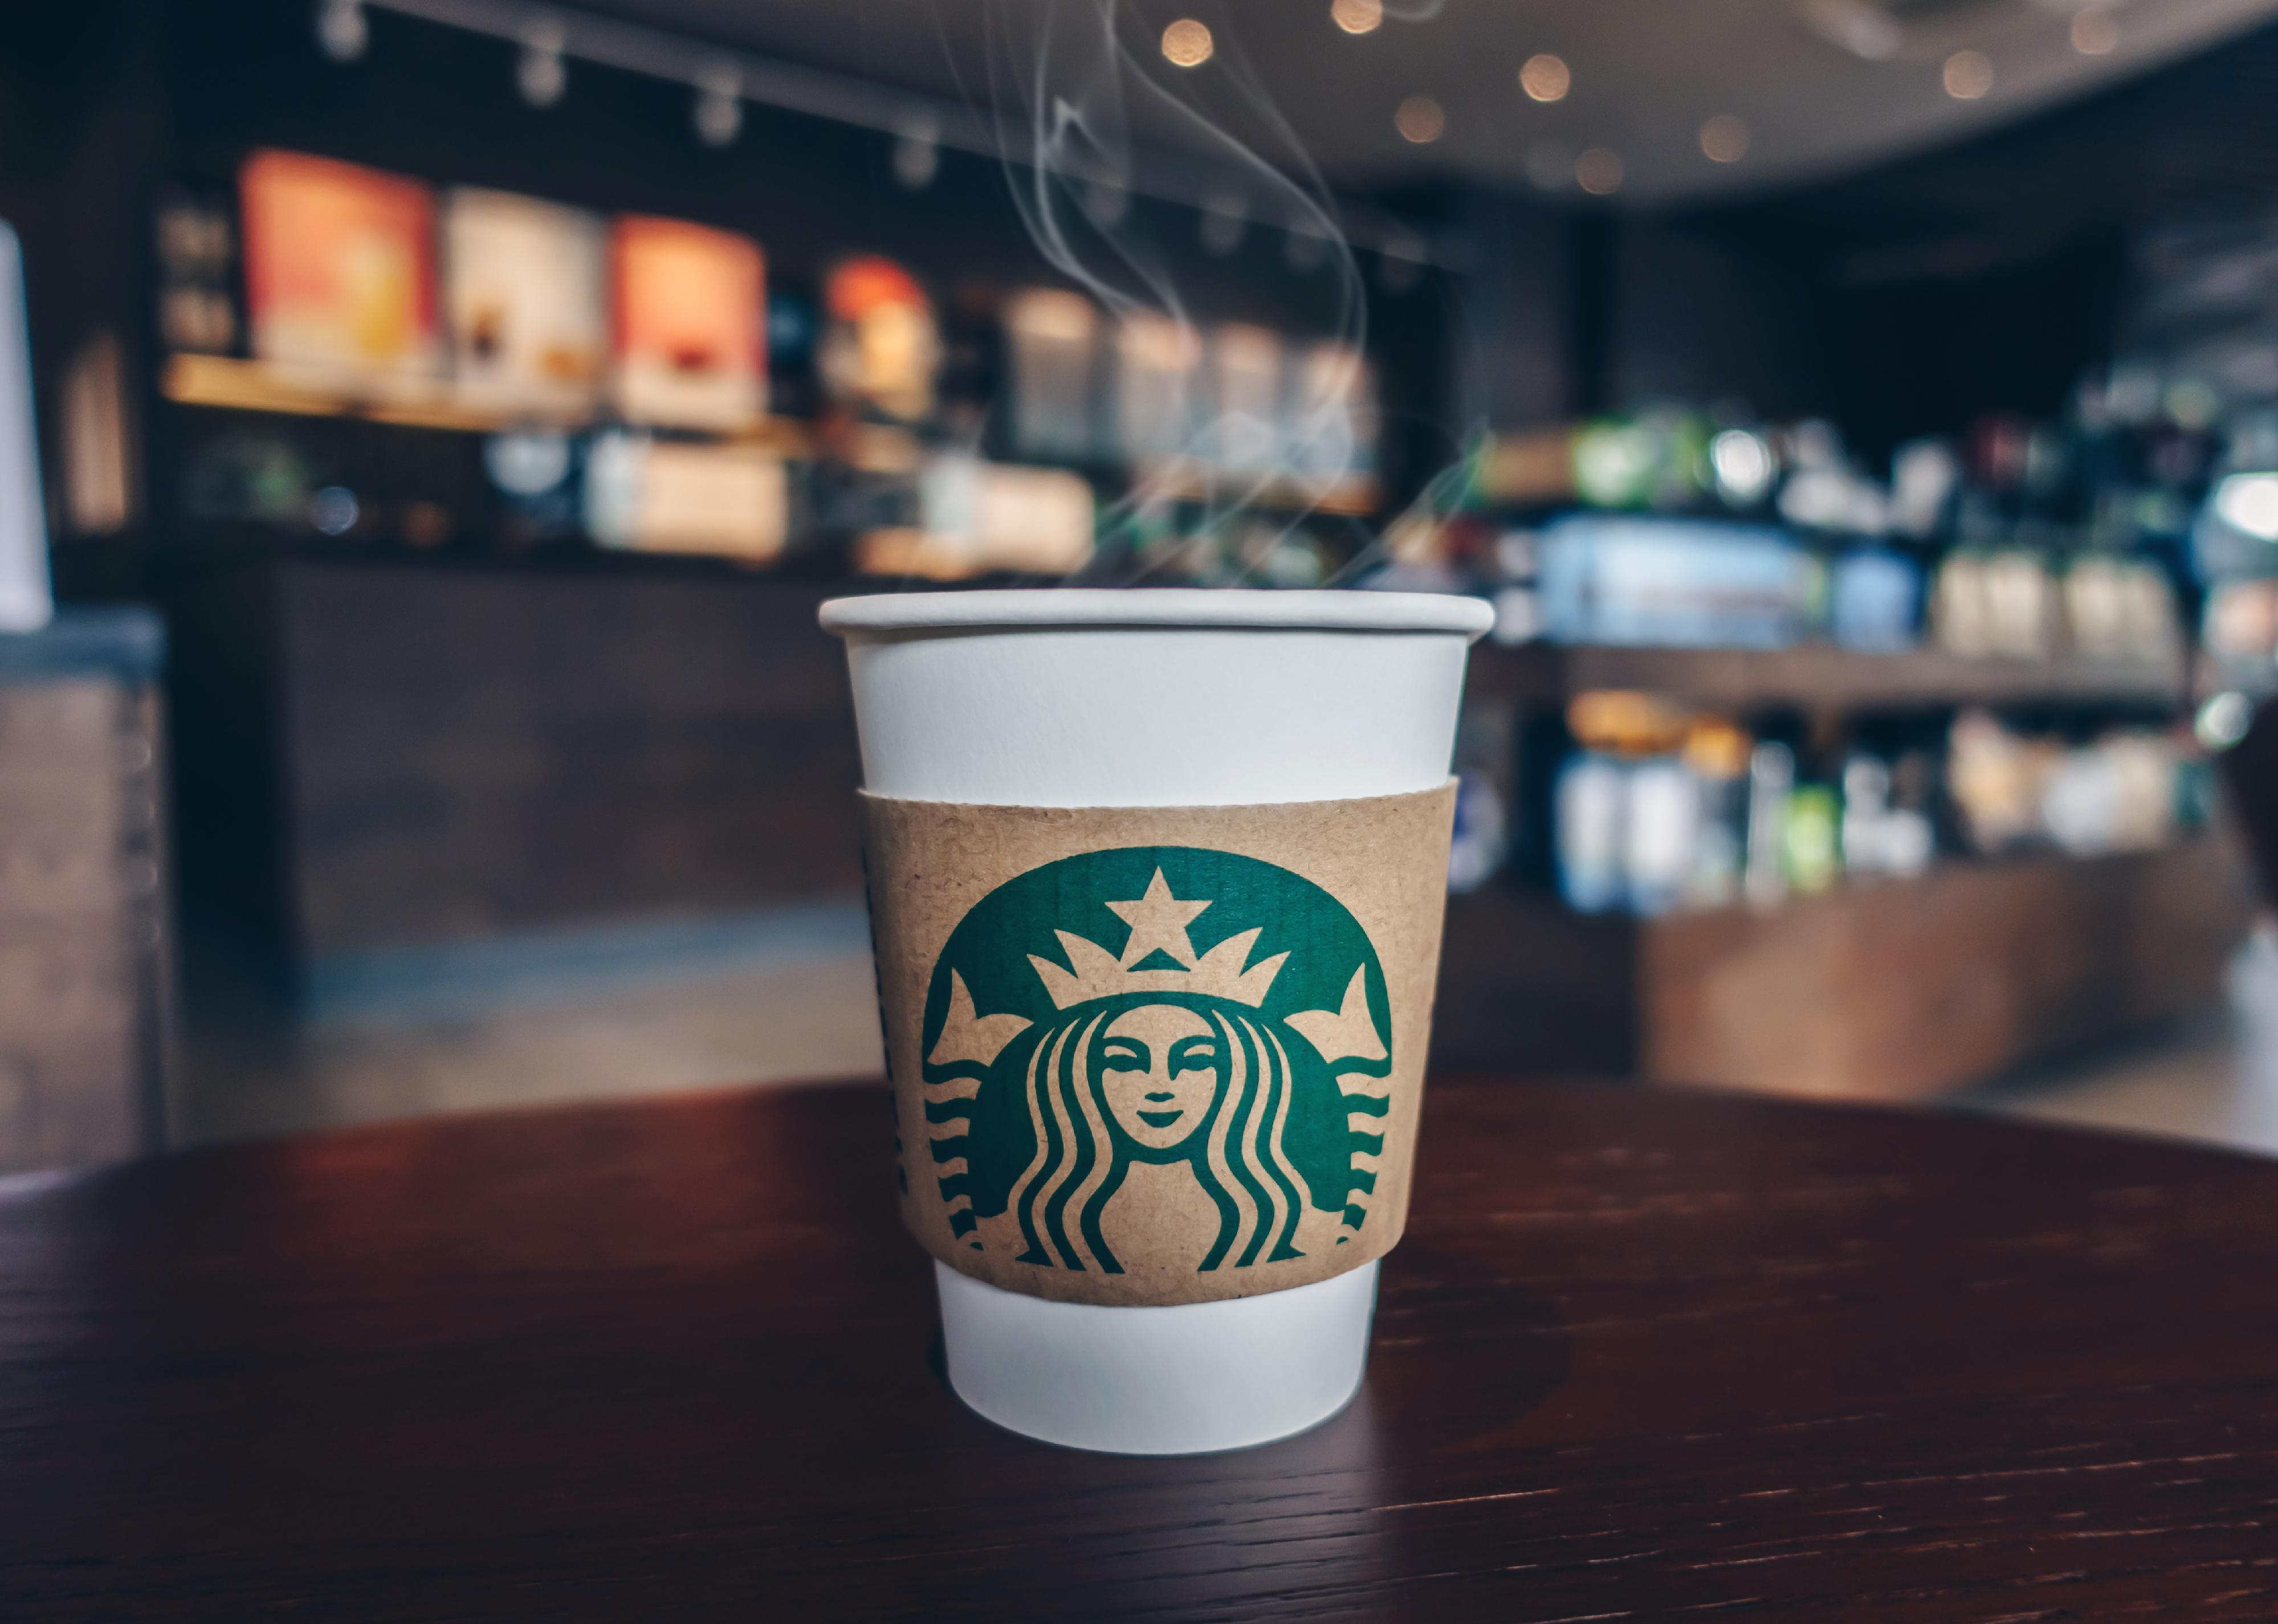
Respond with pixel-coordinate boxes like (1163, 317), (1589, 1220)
(1460, 393), (2214, 685)
(1828, 546), (1922, 653)
(585, 435), (789, 562)
(873, 455), (1095, 578)
(2065, 556), (2179, 660)
(1774, 419), (1886, 534)
(123, 129), (2278, 675)
(148, 147), (1385, 577)
(1554, 746), (1627, 913)
(1682, 719), (1750, 907)
(1888, 438), (1961, 540)
(1529, 692), (2211, 919)
(1947, 708), (2202, 858)
(1839, 752), (1935, 880)
(1782, 778), (1842, 897)
(483, 430), (582, 543)
(1446, 769), (1509, 895)
(1553, 691), (1691, 913)
(1574, 411), (1712, 511)
(2204, 577), (2278, 667)
(1626, 753), (1703, 914)
(1742, 740), (1794, 908)
(1446, 700), (1514, 894)
(1535, 515), (1814, 650)
(1931, 549), (2054, 659)
(1930, 549), (2177, 662)
(1486, 529), (1543, 643)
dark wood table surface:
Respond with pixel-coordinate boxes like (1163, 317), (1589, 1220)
(5, 1076), (2276, 1621)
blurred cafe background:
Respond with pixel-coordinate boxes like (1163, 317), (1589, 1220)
(5, 0), (2278, 1170)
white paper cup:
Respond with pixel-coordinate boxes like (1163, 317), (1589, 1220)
(821, 587), (1492, 1454)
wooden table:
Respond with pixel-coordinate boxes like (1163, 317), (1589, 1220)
(5, 1078), (2275, 1620)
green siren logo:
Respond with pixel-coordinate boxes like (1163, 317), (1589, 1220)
(918, 847), (1393, 1274)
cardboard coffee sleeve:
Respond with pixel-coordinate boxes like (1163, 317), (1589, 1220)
(862, 782), (1457, 1308)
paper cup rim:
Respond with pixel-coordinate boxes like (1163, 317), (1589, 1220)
(819, 589), (1494, 641)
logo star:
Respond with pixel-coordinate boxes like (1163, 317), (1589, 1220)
(1106, 869), (1212, 969)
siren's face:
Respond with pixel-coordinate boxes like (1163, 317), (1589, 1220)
(1098, 1004), (1223, 1151)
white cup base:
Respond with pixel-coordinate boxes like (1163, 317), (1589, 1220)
(934, 1260), (1378, 1455)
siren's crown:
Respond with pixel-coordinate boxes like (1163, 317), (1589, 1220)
(1028, 869), (1286, 1011)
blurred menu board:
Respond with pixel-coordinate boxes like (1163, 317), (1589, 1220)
(1209, 323), (1283, 476)
(1114, 311), (1201, 464)
(1004, 288), (1098, 462)
(445, 189), (605, 419)
(819, 255), (940, 425)
(610, 216), (766, 431)
(921, 454), (1095, 574)
(1289, 340), (1379, 485)
(240, 150), (438, 389)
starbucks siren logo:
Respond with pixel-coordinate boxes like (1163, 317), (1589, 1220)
(917, 846), (1395, 1275)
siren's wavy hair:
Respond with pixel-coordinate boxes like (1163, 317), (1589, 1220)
(1005, 993), (1312, 1274)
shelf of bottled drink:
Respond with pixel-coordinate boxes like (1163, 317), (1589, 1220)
(1465, 640), (2187, 711)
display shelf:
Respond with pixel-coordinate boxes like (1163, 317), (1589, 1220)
(1143, 460), (1383, 517)
(159, 354), (1384, 517)
(1465, 639), (2189, 709)
(160, 353), (814, 452)
(1431, 835), (2253, 1099)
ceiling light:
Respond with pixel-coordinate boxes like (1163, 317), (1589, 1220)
(1799, 0), (1901, 62)
(692, 64), (741, 147)
(516, 19), (567, 107)
(1162, 19), (1214, 68)
(1086, 178), (1129, 225)
(1285, 215), (1330, 272)
(1519, 54), (1571, 104)
(1331, 0), (1382, 36)
(1575, 148), (1623, 195)
(315, 0), (367, 62)
(1943, 50), (1994, 100)
(893, 112), (940, 189)
(1200, 193), (1246, 255)
(1379, 232), (1424, 293)
(1395, 95), (1445, 144)
(2071, 9), (2119, 56)
(1700, 115), (1749, 164)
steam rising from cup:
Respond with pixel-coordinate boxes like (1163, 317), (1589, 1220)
(975, 0), (1371, 582)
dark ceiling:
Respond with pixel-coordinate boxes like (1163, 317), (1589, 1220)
(1699, 13), (2278, 272)
(570, 0), (2277, 204)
